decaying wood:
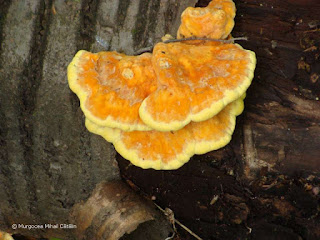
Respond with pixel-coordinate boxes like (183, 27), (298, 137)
(117, 0), (320, 239)
(0, 0), (319, 239)
(233, 0), (320, 178)
(71, 181), (171, 240)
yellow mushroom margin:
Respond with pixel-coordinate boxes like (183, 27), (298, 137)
(67, 50), (154, 132)
(193, 93), (245, 155)
(190, 45), (255, 121)
(177, 0), (236, 40)
(139, 42), (256, 132)
(85, 96), (245, 170)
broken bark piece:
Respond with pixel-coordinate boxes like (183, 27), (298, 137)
(70, 181), (171, 240)
(0, 231), (14, 240)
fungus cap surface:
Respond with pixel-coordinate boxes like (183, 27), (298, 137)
(86, 96), (245, 170)
(68, 50), (157, 131)
(139, 41), (255, 131)
(177, 0), (236, 39)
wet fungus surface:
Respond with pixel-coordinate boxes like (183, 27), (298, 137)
(177, 0), (236, 39)
(140, 41), (255, 131)
(85, 96), (245, 170)
(67, 0), (256, 170)
(68, 51), (156, 131)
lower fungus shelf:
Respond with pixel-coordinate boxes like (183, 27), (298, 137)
(67, 0), (256, 170)
(85, 96), (244, 170)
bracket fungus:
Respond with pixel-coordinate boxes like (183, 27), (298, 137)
(67, 0), (256, 170)
(68, 51), (156, 131)
(85, 95), (245, 170)
(139, 41), (255, 131)
(177, 0), (236, 39)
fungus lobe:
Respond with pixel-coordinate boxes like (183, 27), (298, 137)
(68, 50), (157, 131)
(177, 0), (236, 39)
(67, 0), (256, 170)
(139, 41), (255, 131)
(85, 96), (245, 170)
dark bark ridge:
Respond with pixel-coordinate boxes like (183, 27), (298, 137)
(0, 0), (197, 239)
(118, 0), (320, 239)
(0, 0), (319, 239)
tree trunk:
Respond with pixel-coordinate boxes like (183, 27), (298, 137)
(116, 0), (320, 239)
(0, 0), (196, 239)
(1, 0), (319, 239)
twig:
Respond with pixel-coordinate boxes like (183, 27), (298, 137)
(134, 37), (248, 55)
(154, 202), (203, 240)
(303, 28), (320, 33)
(174, 218), (203, 240)
(135, 46), (153, 55)
(165, 232), (176, 240)
(245, 223), (252, 234)
(163, 36), (248, 44)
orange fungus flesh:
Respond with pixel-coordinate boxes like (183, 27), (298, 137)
(139, 41), (255, 131)
(68, 50), (157, 131)
(177, 0), (236, 39)
(67, 0), (257, 170)
(69, 43), (255, 132)
(86, 97), (244, 170)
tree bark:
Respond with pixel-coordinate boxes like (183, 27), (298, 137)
(0, 0), (197, 239)
(233, 0), (320, 178)
(116, 0), (320, 239)
(0, 0), (319, 239)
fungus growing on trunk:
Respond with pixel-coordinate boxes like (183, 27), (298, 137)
(67, 0), (256, 169)
(85, 96), (245, 170)
(177, 0), (236, 39)
(68, 42), (255, 132)
(68, 51), (156, 131)
(139, 41), (255, 131)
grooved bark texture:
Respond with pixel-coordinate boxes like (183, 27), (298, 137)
(0, 0), (197, 239)
(0, 0), (319, 239)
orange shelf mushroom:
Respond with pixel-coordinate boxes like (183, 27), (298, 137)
(68, 51), (157, 131)
(139, 41), (255, 131)
(85, 96), (245, 170)
(68, 42), (255, 132)
(67, 0), (257, 170)
(177, 0), (236, 39)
